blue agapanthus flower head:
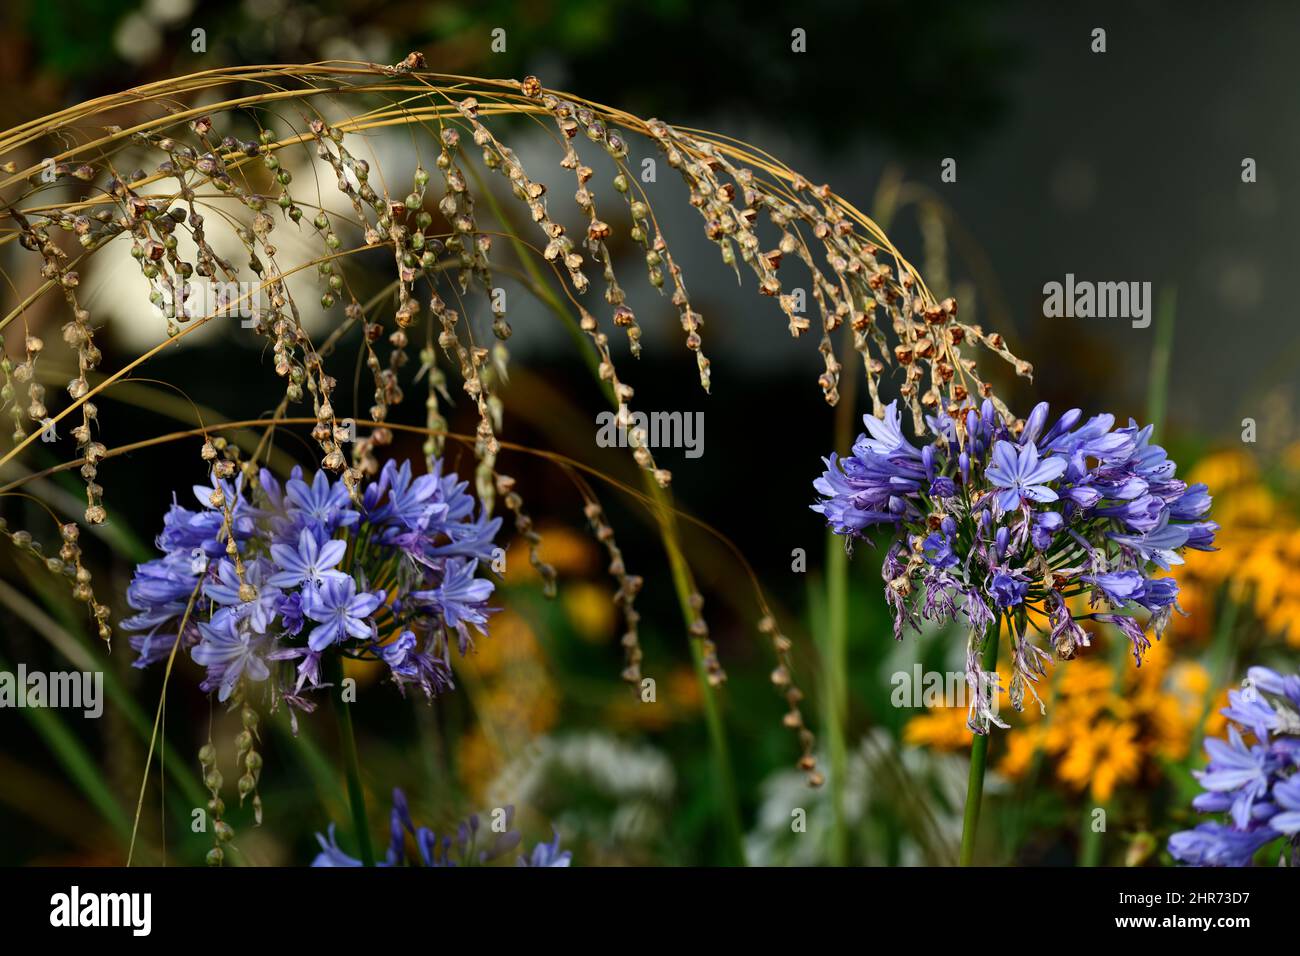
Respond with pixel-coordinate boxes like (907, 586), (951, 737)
(812, 399), (1217, 733)
(311, 788), (570, 868)
(122, 457), (501, 713)
(1170, 666), (1300, 866)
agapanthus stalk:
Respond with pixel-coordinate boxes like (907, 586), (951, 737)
(324, 651), (374, 867)
(959, 617), (1000, 866)
(814, 396), (1218, 867)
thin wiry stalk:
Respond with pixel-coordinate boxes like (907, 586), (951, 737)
(1, 62), (1029, 839)
(323, 651), (374, 867)
(127, 576), (203, 865)
(473, 173), (755, 849)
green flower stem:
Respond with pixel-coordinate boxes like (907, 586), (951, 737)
(324, 652), (374, 866)
(477, 176), (748, 866)
(629, 452), (747, 866)
(822, 532), (850, 867)
(820, 324), (859, 868)
(1080, 801), (1109, 866)
(1146, 285), (1177, 441)
(958, 620), (1001, 866)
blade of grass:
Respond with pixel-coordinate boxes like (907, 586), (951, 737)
(0, 751), (104, 844)
(323, 651), (374, 866)
(1080, 800), (1109, 866)
(1146, 286), (1177, 439)
(270, 708), (349, 813)
(0, 650), (132, 843)
(0, 575), (207, 812)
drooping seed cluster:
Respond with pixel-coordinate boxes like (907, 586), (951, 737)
(196, 703), (262, 867)
(11, 208), (107, 525)
(1, 62), (1031, 782)
(0, 515), (110, 645)
(580, 495), (644, 685)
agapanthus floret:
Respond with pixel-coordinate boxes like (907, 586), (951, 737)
(985, 440), (1066, 510)
(192, 612), (273, 702)
(267, 528), (348, 589)
(121, 458), (499, 715)
(812, 399), (1217, 733)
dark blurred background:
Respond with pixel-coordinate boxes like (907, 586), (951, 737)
(0, 0), (1296, 867)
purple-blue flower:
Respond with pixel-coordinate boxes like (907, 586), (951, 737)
(313, 789), (568, 868)
(989, 570), (1029, 609)
(518, 828), (573, 867)
(984, 439), (1067, 511)
(312, 824), (364, 867)
(285, 469), (360, 535)
(812, 399), (1217, 733)
(1170, 665), (1300, 866)
(302, 576), (383, 651)
(1083, 570), (1146, 606)
(267, 527), (347, 589)
(191, 613), (272, 702)
(122, 457), (500, 711)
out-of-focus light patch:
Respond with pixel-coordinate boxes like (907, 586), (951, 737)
(114, 13), (162, 65)
(1050, 157), (1097, 212)
(561, 581), (616, 642)
(82, 148), (358, 352)
(320, 30), (392, 67)
(1209, 255), (1263, 312)
(145, 0), (195, 26)
(243, 0), (287, 21)
(243, 0), (305, 47)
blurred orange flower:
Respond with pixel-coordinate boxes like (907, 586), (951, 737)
(903, 642), (1228, 802)
(1172, 448), (1300, 647)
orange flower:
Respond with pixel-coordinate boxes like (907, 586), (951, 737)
(903, 638), (1233, 803)
(903, 707), (971, 750)
(1057, 719), (1141, 801)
